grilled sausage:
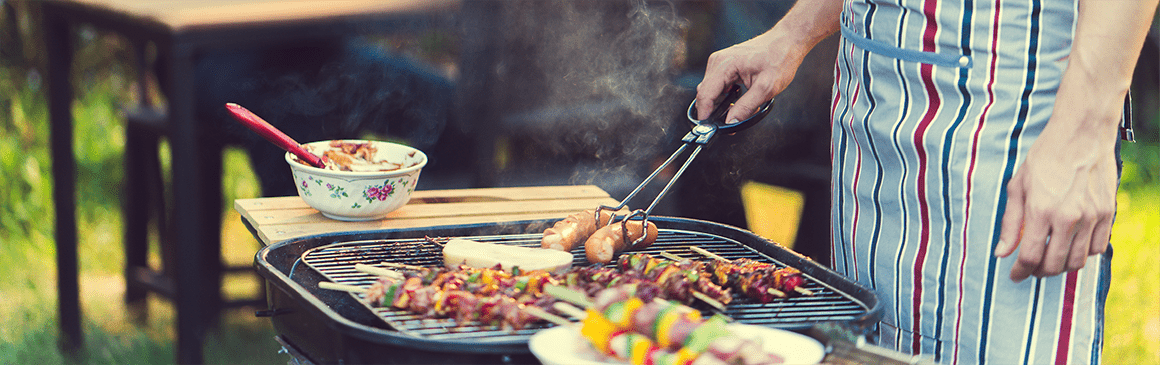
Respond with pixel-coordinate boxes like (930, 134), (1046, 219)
(585, 219), (659, 264)
(541, 210), (613, 251)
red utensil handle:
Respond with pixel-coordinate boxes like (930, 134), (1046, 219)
(225, 103), (325, 168)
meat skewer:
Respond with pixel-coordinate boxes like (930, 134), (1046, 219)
(690, 247), (814, 300)
(322, 244), (813, 332)
(540, 285), (785, 365)
(329, 256), (733, 330)
(335, 264), (563, 330)
(614, 253), (731, 309)
(561, 262), (730, 311)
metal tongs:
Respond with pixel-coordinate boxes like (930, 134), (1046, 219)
(595, 85), (775, 248)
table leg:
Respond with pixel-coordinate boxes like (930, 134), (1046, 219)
(44, 9), (82, 354)
(199, 136), (224, 320)
(165, 44), (206, 364)
(124, 42), (152, 313)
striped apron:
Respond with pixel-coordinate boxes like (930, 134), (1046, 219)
(829, 1), (1115, 364)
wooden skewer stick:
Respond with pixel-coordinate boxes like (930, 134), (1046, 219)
(522, 306), (575, 327)
(794, 286), (815, 296)
(658, 251), (685, 262)
(376, 261), (425, 271)
(553, 301), (589, 320)
(354, 263), (404, 280)
(691, 291), (727, 311)
(766, 287), (787, 298)
(544, 285), (595, 309)
(690, 246), (729, 262)
(319, 282), (366, 293)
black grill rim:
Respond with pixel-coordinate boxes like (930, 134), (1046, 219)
(253, 216), (884, 355)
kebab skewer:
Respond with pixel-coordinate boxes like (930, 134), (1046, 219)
(614, 253), (733, 308)
(323, 264), (562, 330)
(562, 262), (731, 311)
(690, 247), (814, 301)
(539, 285), (785, 365)
(323, 250), (733, 329)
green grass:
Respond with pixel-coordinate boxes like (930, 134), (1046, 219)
(1, 25), (1157, 365)
(0, 29), (280, 363)
(1105, 152), (1160, 364)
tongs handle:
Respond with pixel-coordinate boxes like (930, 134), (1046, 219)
(595, 86), (773, 250)
(684, 84), (774, 145)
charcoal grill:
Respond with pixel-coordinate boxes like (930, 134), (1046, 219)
(254, 216), (882, 364)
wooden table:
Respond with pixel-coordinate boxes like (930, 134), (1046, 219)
(236, 185), (621, 247)
(41, 1), (457, 361)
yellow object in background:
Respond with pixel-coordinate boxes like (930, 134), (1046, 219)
(740, 181), (805, 249)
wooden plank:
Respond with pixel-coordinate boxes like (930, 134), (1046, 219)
(255, 211), (589, 244)
(407, 185), (614, 202)
(244, 197), (620, 226)
(234, 185), (617, 231)
(236, 185), (624, 245)
(234, 185), (614, 213)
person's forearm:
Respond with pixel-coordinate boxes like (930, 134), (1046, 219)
(997, 0), (1157, 281)
(1054, 0), (1158, 135)
(765, 0), (843, 55)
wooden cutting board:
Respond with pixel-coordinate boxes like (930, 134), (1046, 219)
(236, 185), (621, 245)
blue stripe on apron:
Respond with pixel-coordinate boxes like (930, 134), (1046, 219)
(840, 23), (973, 68)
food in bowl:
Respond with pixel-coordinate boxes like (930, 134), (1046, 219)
(290, 140), (423, 172)
(286, 140), (426, 221)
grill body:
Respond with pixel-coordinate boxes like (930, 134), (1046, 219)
(254, 216), (883, 364)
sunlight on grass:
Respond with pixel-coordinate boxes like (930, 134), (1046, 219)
(1105, 189), (1160, 364)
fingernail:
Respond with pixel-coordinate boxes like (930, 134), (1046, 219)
(727, 118), (740, 125)
(995, 240), (1010, 256)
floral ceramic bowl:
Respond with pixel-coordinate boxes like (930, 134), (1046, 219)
(285, 140), (427, 221)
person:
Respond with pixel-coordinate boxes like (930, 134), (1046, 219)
(694, 1), (1156, 364)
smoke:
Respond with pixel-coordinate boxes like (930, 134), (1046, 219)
(484, 0), (689, 192)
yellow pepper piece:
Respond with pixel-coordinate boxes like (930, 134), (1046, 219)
(674, 348), (699, 365)
(629, 333), (654, 365)
(580, 309), (619, 354)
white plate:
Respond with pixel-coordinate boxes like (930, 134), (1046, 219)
(528, 323), (826, 365)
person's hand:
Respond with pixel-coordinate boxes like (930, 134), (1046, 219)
(695, 1), (841, 123)
(995, 113), (1120, 282)
(694, 32), (808, 123)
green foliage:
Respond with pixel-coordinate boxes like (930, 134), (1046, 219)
(1120, 140), (1159, 191)
(1, 14), (275, 363)
(0, 62), (53, 264)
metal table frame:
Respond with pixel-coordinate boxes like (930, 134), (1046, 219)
(41, 1), (457, 362)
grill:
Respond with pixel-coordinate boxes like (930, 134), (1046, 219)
(254, 216), (883, 364)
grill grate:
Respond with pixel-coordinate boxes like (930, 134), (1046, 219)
(301, 228), (871, 343)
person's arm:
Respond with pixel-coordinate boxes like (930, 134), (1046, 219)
(694, 1), (842, 122)
(995, 0), (1158, 282)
